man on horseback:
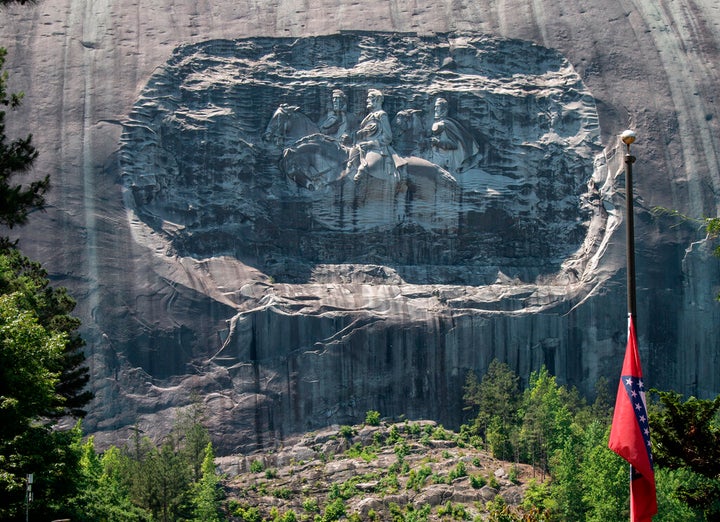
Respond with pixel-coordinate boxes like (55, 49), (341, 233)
(318, 89), (356, 146)
(346, 89), (404, 182)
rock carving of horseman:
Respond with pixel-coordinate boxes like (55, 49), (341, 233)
(346, 89), (406, 181)
(318, 89), (356, 146)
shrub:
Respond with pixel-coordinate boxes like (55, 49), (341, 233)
(339, 425), (355, 439)
(302, 497), (319, 513)
(365, 410), (381, 426)
(387, 425), (401, 444)
(449, 461), (467, 480)
(250, 459), (264, 473)
(233, 504), (261, 522)
(345, 442), (377, 462)
(273, 486), (293, 499)
(470, 474), (487, 489)
(280, 510), (297, 522)
(265, 467), (278, 479)
(409, 422), (422, 436)
(322, 498), (346, 521)
(407, 465), (433, 491)
(438, 501), (469, 520)
(508, 465), (519, 484)
(433, 425), (449, 440)
(394, 440), (410, 460)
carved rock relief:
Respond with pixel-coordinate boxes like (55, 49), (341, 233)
(120, 33), (607, 285)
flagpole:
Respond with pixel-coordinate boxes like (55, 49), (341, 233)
(621, 129), (640, 521)
(612, 130), (657, 521)
(621, 130), (637, 321)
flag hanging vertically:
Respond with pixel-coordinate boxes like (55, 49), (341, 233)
(608, 314), (658, 521)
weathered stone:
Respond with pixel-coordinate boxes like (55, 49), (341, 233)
(478, 485), (500, 502)
(413, 484), (454, 507)
(356, 497), (385, 518)
(500, 485), (526, 506)
(2, 1), (720, 455)
(322, 459), (357, 482)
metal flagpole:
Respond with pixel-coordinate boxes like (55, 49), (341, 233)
(621, 129), (638, 521)
(621, 129), (637, 321)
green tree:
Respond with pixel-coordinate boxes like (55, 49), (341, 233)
(0, 249), (92, 418)
(0, 251), (93, 518)
(649, 390), (720, 518)
(190, 442), (223, 521)
(67, 438), (152, 521)
(548, 429), (586, 520)
(579, 424), (628, 522)
(650, 390), (720, 478)
(518, 367), (572, 475)
(143, 437), (192, 521)
(174, 400), (212, 482)
(0, 291), (73, 517)
(655, 467), (713, 521)
(463, 359), (521, 440)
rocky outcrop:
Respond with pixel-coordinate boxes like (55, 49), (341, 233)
(1, 1), (719, 453)
(217, 420), (541, 521)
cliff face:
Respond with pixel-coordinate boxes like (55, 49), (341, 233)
(2, 1), (719, 454)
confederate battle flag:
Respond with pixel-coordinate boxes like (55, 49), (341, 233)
(608, 314), (658, 521)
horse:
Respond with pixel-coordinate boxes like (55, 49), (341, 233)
(392, 108), (428, 157)
(279, 134), (349, 190)
(393, 108), (482, 174)
(263, 104), (321, 148)
(264, 103), (460, 222)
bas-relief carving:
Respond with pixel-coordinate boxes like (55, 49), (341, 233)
(266, 89), (463, 230)
(120, 34), (606, 284)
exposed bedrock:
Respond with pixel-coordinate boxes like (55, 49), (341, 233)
(2, 2), (719, 453)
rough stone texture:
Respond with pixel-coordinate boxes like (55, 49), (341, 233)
(216, 420), (540, 521)
(1, 1), (720, 454)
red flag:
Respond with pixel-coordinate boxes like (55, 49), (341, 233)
(608, 314), (657, 521)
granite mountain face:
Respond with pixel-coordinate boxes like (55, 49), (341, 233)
(1, 1), (719, 453)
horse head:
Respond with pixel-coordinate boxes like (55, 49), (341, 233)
(263, 104), (320, 148)
(392, 108), (426, 155)
(263, 104), (300, 146)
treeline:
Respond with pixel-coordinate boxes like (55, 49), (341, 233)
(65, 406), (224, 522)
(461, 359), (720, 520)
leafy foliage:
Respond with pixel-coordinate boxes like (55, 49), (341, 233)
(706, 217), (720, 259)
(518, 367), (573, 474)
(650, 390), (720, 478)
(0, 249), (91, 418)
(365, 409), (381, 426)
(463, 359), (520, 440)
(63, 415), (223, 521)
(0, 291), (81, 518)
(649, 390), (720, 518)
(462, 360), (720, 521)
(190, 443), (223, 521)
